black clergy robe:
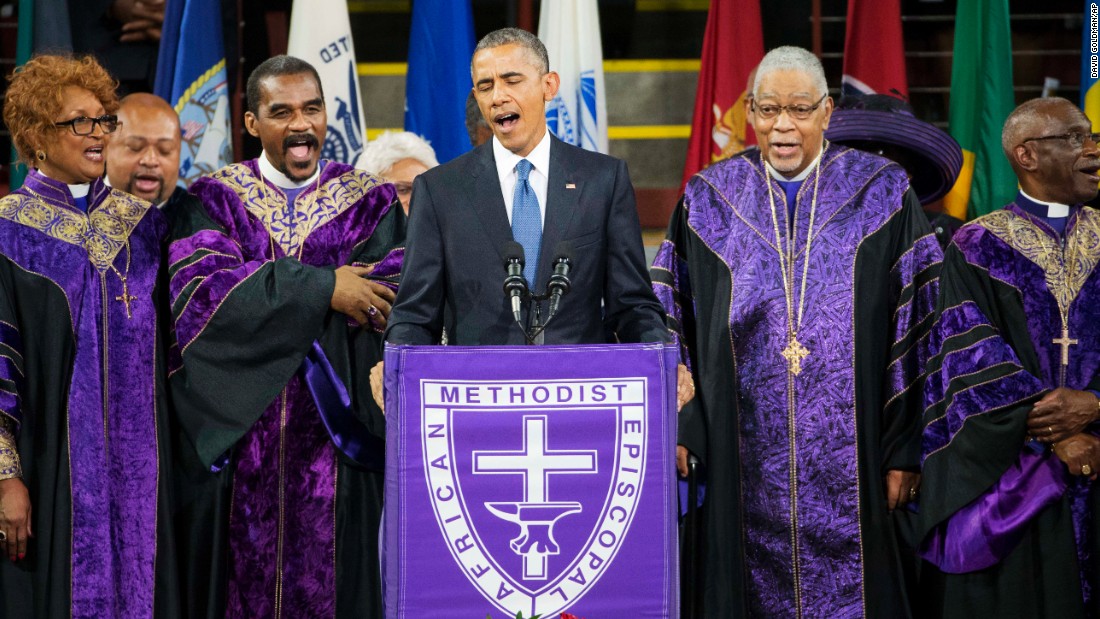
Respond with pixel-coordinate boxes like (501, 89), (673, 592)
(652, 144), (942, 617)
(918, 202), (1100, 618)
(0, 170), (179, 618)
(167, 159), (403, 618)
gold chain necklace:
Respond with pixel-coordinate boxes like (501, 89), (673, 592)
(109, 239), (136, 319)
(1046, 211), (1080, 386)
(767, 153), (822, 376)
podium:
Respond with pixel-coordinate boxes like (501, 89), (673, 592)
(383, 343), (680, 618)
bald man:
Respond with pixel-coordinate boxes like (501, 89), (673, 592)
(917, 97), (1100, 617)
(106, 92), (192, 209)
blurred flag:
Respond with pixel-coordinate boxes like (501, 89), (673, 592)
(841, 0), (908, 97)
(538, 0), (608, 154)
(155, 0), (233, 185)
(405, 0), (475, 163)
(942, 0), (1016, 220)
(288, 0), (366, 165)
(1082, 1), (1100, 130)
(681, 0), (763, 187)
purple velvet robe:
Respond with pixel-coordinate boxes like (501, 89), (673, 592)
(167, 159), (403, 618)
(919, 204), (1100, 617)
(0, 170), (173, 618)
(651, 143), (942, 617)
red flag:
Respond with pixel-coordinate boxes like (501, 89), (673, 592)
(681, 0), (764, 187)
(841, 0), (908, 97)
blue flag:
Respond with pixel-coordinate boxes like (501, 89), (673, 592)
(155, 0), (233, 186)
(404, 0), (476, 163)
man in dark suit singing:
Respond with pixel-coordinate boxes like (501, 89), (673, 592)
(380, 27), (692, 404)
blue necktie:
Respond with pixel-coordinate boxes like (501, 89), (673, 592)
(511, 159), (542, 288)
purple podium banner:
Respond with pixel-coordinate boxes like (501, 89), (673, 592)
(383, 343), (680, 618)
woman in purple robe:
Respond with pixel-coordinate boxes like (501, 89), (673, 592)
(0, 55), (178, 618)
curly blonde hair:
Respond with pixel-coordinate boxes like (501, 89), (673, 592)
(3, 54), (119, 166)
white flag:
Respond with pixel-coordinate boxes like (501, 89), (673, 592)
(288, 0), (367, 164)
(538, 0), (608, 154)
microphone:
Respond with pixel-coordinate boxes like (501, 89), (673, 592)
(546, 242), (573, 318)
(502, 241), (528, 323)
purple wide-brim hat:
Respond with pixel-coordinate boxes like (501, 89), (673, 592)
(825, 103), (963, 205)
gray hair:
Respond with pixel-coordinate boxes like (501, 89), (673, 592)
(1001, 97), (1082, 156)
(753, 46), (828, 99)
(471, 28), (549, 76)
(357, 131), (439, 175)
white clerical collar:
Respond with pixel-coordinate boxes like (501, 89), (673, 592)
(765, 149), (823, 183)
(1019, 188), (1070, 218)
(67, 182), (90, 198)
(258, 150), (320, 189)
(37, 169), (92, 197)
(493, 129), (551, 180)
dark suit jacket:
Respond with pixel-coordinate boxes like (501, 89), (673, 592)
(386, 136), (669, 346)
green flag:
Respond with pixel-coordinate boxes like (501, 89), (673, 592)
(942, 0), (1017, 220)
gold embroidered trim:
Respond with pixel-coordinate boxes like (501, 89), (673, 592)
(0, 191), (151, 272)
(976, 208), (1100, 315)
(211, 164), (384, 257)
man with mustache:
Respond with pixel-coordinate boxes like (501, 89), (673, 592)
(105, 92), (200, 215)
(651, 46), (941, 616)
(165, 55), (404, 618)
(917, 97), (1100, 618)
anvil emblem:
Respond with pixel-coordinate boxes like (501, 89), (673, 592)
(473, 415), (597, 580)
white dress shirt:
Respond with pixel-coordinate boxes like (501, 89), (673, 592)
(493, 130), (551, 227)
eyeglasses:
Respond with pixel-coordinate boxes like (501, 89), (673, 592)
(1021, 132), (1100, 149)
(751, 95), (827, 121)
(54, 115), (120, 136)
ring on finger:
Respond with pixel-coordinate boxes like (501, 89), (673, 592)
(0, 530), (6, 542)
(1048, 426), (1054, 436)
(368, 306), (379, 317)
(1084, 464), (1093, 476)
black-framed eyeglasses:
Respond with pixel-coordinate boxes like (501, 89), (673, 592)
(751, 95), (827, 121)
(1021, 131), (1100, 149)
(53, 115), (120, 136)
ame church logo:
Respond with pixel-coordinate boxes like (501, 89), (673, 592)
(421, 379), (649, 618)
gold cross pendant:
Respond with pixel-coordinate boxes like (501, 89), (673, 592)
(1053, 326), (1078, 367)
(115, 277), (136, 320)
(781, 337), (810, 375)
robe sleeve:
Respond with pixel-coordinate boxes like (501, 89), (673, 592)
(650, 195), (707, 463)
(880, 189), (943, 471)
(918, 233), (1051, 562)
(0, 267), (24, 480)
(167, 183), (336, 468)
